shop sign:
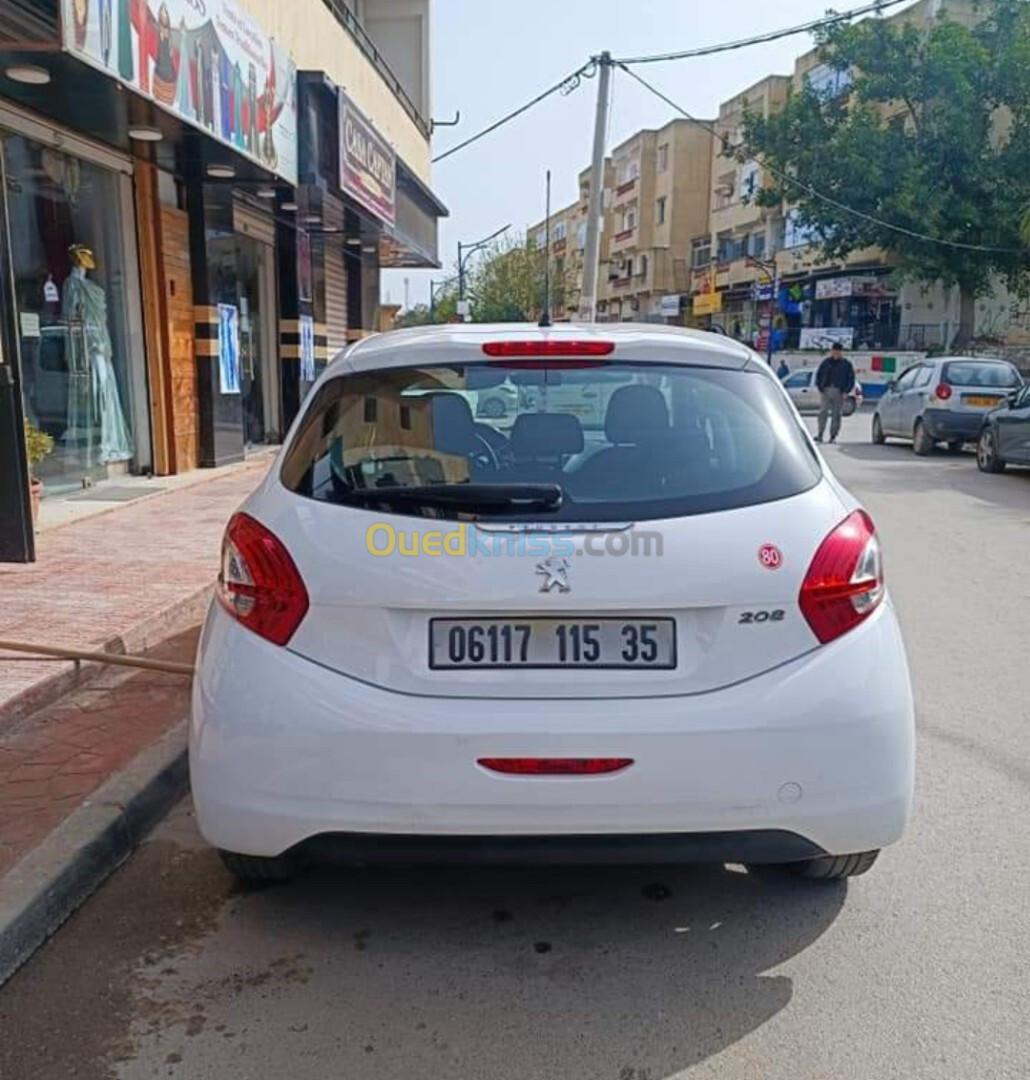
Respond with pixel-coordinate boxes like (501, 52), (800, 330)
(815, 278), (854, 300)
(800, 327), (855, 351)
(693, 291), (723, 316)
(340, 91), (397, 226)
(299, 315), (316, 382)
(752, 282), (775, 302)
(659, 294), (681, 317)
(62, 0), (298, 185)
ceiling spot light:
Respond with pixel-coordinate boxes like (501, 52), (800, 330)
(128, 126), (163, 142)
(6, 65), (50, 85)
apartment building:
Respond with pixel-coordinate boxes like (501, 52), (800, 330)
(0, 0), (447, 562)
(693, 0), (982, 353)
(600, 119), (715, 323)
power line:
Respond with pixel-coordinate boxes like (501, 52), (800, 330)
(614, 0), (912, 66)
(618, 63), (1029, 257)
(432, 60), (596, 164)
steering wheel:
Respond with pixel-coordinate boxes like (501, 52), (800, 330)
(468, 433), (500, 472)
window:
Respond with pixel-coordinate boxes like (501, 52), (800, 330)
(942, 361), (1023, 389)
(912, 366), (933, 389)
(749, 232), (766, 258)
(786, 373), (813, 389)
(629, 160), (640, 181)
(364, 396), (378, 423)
(657, 143), (670, 172)
(627, 210), (636, 230)
(692, 239), (711, 269)
(638, 255), (649, 279)
(576, 223), (587, 251)
(281, 363), (821, 524)
(553, 221), (568, 242)
(893, 367), (921, 392)
(656, 197), (667, 225)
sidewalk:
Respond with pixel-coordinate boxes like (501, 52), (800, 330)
(0, 455), (271, 722)
(0, 456), (270, 982)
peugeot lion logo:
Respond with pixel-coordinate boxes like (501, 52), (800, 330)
(536, 556), (571, 594)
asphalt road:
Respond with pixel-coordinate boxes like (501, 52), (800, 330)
(3, 412), (1030, 1080)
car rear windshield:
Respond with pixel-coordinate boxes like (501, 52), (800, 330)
(943, 361), (1023, 389)
(280, 361), (821, 523)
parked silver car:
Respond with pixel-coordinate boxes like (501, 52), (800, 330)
(872, 357), (1024, 455)
(781, 369), (863, 416)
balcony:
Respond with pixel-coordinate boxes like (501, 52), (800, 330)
(614, 177), (638, 197)
(320, 0), (431, 137)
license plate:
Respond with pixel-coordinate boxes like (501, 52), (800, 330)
(429, 618), (677, 670)
(964, 395), (1003, 407)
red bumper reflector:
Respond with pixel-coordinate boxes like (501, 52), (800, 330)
(478, 758), (633, 776)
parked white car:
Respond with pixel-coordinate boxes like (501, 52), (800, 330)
(782, 368), (864, 415)
(192, 324), (915, 885)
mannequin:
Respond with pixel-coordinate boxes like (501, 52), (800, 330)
(62, 245), (133, 464)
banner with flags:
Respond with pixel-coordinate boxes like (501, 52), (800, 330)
(62, 0), (297, 185)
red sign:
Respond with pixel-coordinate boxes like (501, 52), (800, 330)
(339, 91), (397, 226)
(758, 544), (783, 570)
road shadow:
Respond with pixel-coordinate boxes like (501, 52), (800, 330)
(111, 858), (847, 1079)
(832, 439), (1030, 514)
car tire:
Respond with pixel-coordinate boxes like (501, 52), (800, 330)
(787, 850), (880, 881)
(843, 396), (857, 418)
(219, 849), (302, 884)
(912, 420), (935, 456)
(976, 428), (1006, 473)
(871, 413), (886, 445)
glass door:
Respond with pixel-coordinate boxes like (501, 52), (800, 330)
(2, 130), (145, 496)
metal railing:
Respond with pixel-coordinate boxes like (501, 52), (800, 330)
(319, 0), (432, 138)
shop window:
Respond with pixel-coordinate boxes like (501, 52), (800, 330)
(5, 132), (146, 498)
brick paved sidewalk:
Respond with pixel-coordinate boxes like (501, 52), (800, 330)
(0, 457), (270, 722)
(0, 628), (198, 877)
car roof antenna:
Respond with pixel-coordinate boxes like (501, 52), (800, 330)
(539, 169), (553, 328)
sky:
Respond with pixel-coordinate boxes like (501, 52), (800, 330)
(382, 0), (904, 309)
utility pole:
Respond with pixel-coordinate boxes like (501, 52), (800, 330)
(579, 51), (613, 323)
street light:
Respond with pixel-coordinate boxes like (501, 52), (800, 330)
(458, 224), (511, 321)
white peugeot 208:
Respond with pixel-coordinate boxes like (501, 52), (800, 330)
(191, 323), (914, 884)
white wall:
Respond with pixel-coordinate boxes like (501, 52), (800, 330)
(364, 0), (431, 121)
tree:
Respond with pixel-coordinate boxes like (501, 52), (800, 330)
(742, 0), (1030, 346)
(466, 235), (574, 323)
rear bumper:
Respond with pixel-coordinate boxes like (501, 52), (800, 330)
(190, 603), (915, 862)
(921, 408), (985, 440)
(298, 830), (826, 866)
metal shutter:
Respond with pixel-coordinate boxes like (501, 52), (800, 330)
(325, 240), (349, 358)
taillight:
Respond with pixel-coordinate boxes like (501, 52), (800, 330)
(478, 758), (633, 776)
(799, 510), (885, 645)
(935, 383), (953, 401)
(482, 340), (615, 358)
(218, 513), (309, 646)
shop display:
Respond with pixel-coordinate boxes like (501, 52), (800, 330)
(62, 244), (133, 464)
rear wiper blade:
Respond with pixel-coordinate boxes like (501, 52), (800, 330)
(336, 483), (564, 513)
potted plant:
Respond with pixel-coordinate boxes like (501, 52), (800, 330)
(24, 420), (54, 525)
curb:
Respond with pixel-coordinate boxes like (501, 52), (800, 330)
(0, 588), (212, 726)
(0, 721), (189, 987)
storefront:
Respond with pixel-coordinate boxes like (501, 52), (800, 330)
(1, 103), (150, 499)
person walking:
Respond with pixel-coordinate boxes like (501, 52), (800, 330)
(815, 342), (856, 444)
